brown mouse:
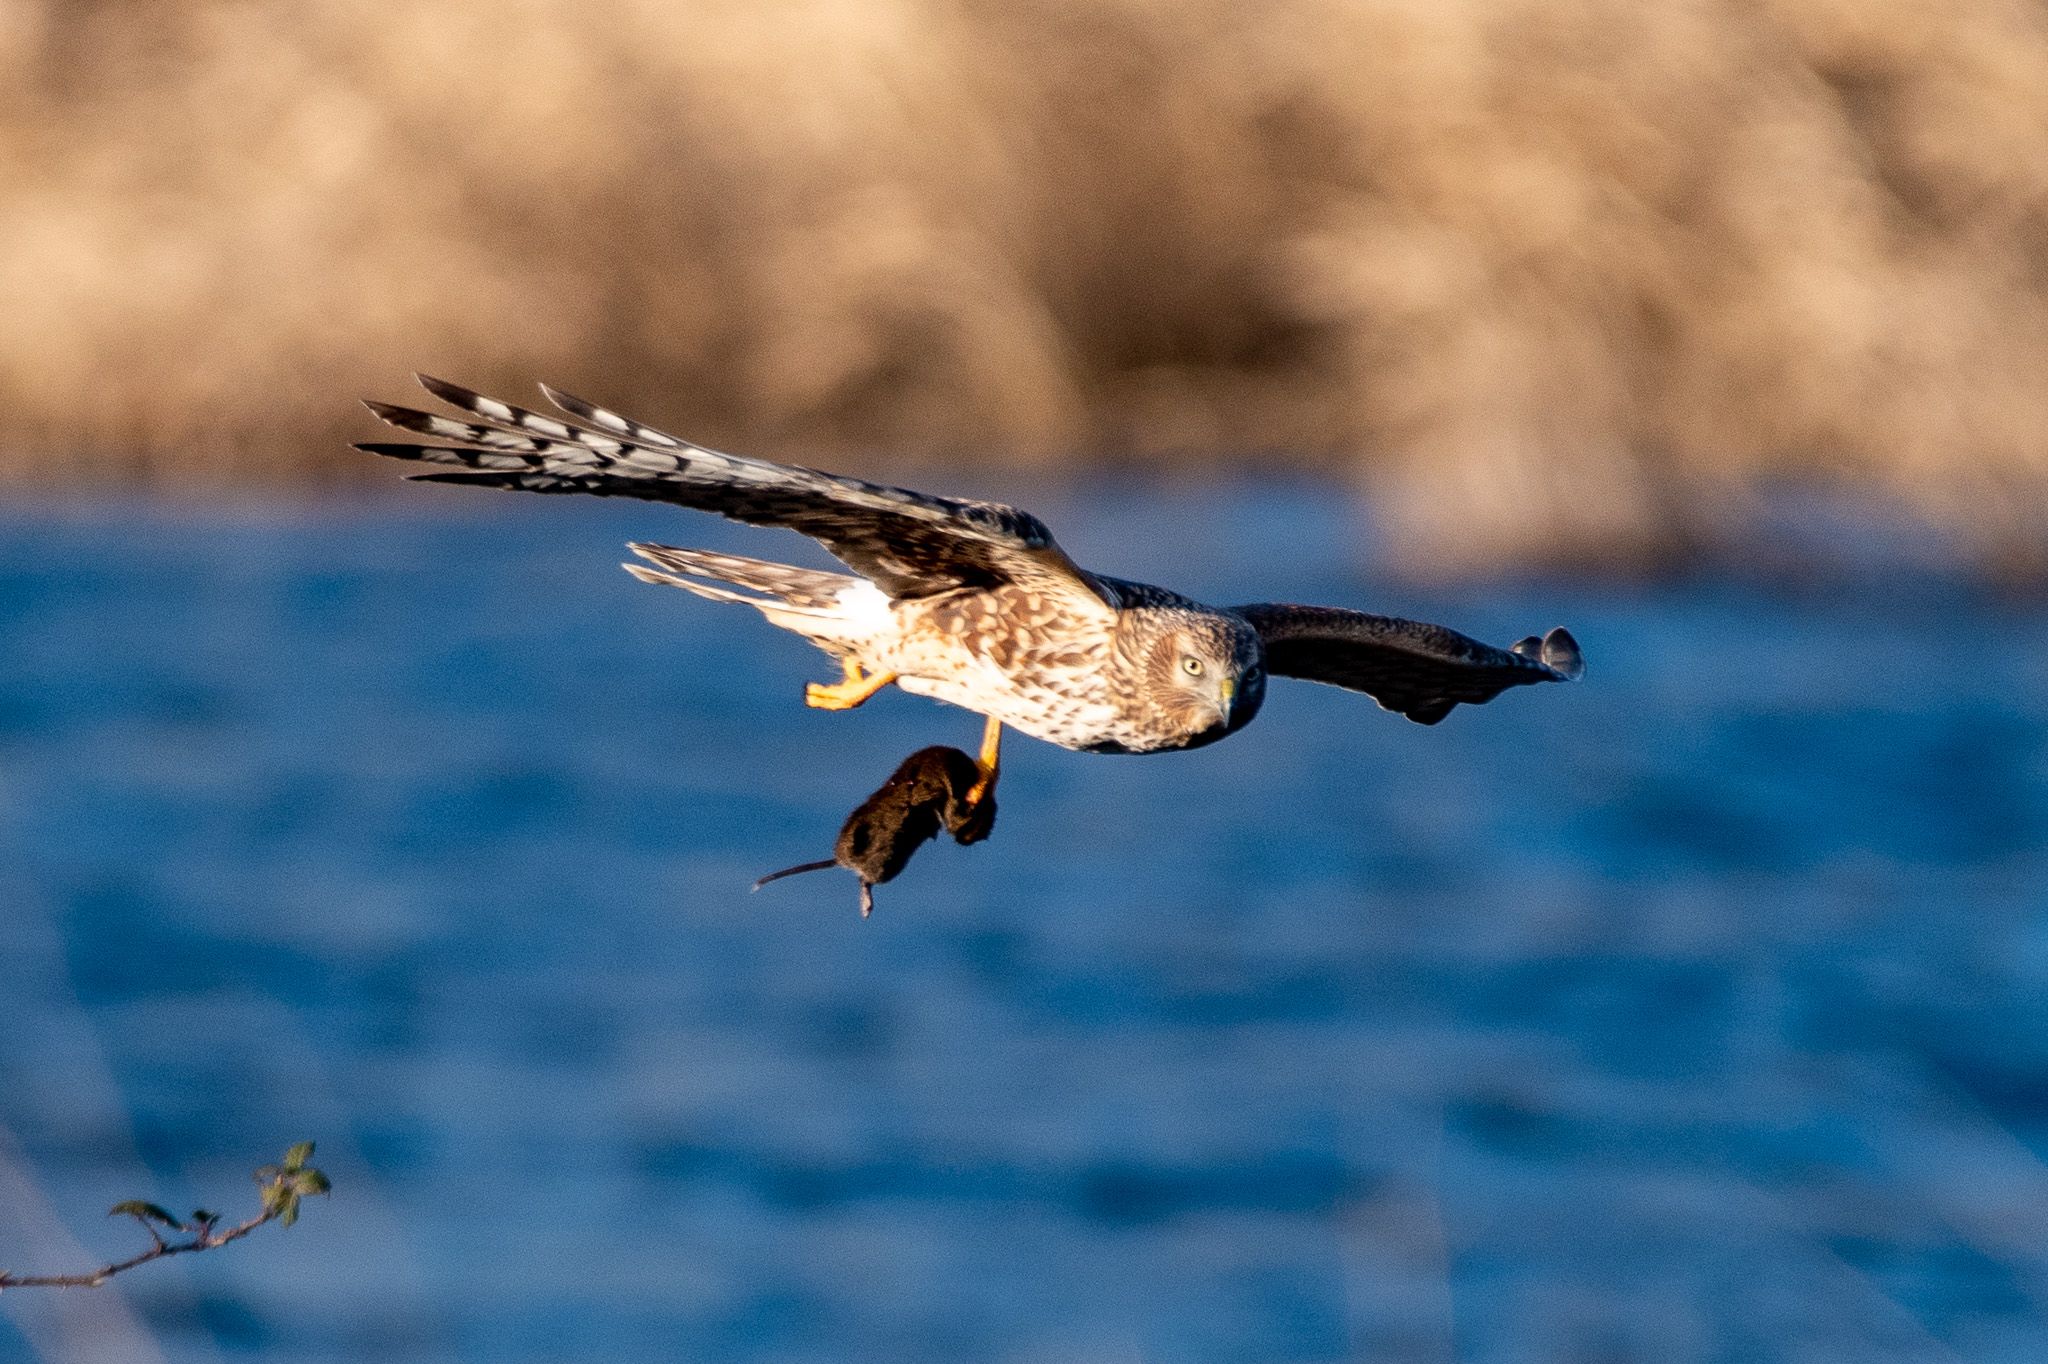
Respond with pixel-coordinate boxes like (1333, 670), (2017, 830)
(754, 745), (995, 915)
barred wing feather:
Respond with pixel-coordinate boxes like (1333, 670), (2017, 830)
(357, 375), (1110, 607)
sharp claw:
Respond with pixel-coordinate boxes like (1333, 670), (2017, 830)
(804, 667), (897, 711)
(950, 787), (997, 845)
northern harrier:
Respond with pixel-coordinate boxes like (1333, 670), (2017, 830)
(358, 377), (1583, 814)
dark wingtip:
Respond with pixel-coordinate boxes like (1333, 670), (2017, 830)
(353, 441), (426, 459)
(1541, 627), (1584, 681)
(415, 374), (473, 406)
(1512, 627), (1584, 681)
(538, 382), (612, 430)
(537, 381), (583, 411)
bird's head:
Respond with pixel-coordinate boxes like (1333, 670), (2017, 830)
(1136, 610), (1266, 749)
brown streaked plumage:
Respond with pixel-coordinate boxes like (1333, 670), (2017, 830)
(356, 376), (1584, 813)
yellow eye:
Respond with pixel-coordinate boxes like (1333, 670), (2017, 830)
(1181, 656), (1205, 677)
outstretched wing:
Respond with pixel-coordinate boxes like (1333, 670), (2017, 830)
(356, 375), (1111, 606)
(1230, 604), (1583, 725)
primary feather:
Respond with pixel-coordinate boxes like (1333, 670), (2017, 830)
(358, 375), (1107, 604)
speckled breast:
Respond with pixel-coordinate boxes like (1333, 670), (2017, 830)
(876, 586), (1134, 751)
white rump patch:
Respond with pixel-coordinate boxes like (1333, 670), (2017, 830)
(834, 580), (895, 638)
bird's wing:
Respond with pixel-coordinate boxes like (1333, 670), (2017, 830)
(357, 376), (1113, 607)
(1229, 604), (1583, 725)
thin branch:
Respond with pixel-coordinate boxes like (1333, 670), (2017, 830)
(0, 1143), (331, 1293)
(0, 1210), (269, 1290)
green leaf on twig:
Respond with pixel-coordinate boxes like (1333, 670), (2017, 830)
(256, 1142), (330, 1230)
(108, 1201), (184, 1232)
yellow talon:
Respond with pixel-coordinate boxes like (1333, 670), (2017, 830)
(804, 660), (897, 711)
(964, 715), (1003, 807)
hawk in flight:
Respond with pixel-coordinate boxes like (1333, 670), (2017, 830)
(358, 376), (1582, 813)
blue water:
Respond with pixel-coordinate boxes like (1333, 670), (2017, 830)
(0, 486), (2044, 1363)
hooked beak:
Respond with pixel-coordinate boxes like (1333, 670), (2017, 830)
(1211, 676), (1237, 730)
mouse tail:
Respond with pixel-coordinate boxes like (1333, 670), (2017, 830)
(752, 859), (838, 891)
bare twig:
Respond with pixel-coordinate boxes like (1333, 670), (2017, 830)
(0, 1142), (331, 1293)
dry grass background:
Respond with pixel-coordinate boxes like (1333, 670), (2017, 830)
(4, 0), (2047, 577)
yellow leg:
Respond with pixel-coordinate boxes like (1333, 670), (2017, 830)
(965, 715), (1002, 807)
(805, 659), (898, 711)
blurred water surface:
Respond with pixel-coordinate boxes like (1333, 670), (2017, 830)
(0, 485), (2044, 1363)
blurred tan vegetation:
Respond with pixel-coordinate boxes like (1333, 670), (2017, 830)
(4, 0), (2048, 576)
